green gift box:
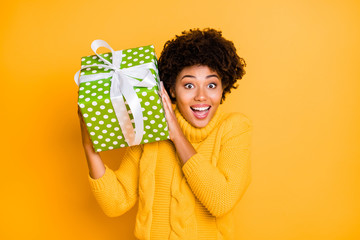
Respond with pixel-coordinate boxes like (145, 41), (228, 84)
(75, 40), (169, 152)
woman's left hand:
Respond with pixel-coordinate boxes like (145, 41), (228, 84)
(160, 81), (182, 141)
(160, 81), (197, 164)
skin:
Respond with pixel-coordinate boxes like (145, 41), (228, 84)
(79, 64), (223, 178)
(78, 108), (105, 179)
(169, 65), (223, 128)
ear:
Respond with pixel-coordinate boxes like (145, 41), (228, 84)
(170, 88), (175, 98)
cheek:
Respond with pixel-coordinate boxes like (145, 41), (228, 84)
(175, 87), (190, 100)
(210, 90), (223, 103)
(177, 95), (192, 105)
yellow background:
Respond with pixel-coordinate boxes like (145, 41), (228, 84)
(1, 0), (359, 239)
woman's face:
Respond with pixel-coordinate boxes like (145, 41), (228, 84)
(171, 65), (223, 128)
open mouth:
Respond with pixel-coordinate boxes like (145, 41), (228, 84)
(190, 106), (211, 111)
(190, 105), (211, 119)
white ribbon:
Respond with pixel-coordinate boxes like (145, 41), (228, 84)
(75, 40), (157, 146)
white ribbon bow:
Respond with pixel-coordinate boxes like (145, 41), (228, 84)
(75, 40), (157, 146)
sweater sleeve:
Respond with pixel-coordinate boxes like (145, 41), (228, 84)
(182, 114), (252, 217)
(88, 145), (142, 217)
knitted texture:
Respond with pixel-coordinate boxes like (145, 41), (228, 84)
(135, 143), (158, 240)
(88, 106), (252, 239)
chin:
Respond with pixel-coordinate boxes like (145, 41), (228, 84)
(190, 119), (209, 128)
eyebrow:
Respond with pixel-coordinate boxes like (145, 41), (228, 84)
(181, 74), (219, 80)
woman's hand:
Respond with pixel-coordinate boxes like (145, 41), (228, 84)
(78, 106), (105, 179)
(160, 82), (182, 141)
(160, 82), (196, 164)
(78, 106), (94, 149)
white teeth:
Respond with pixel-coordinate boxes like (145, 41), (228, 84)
(191, 106), (210, 111)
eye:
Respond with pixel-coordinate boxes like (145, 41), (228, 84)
(184, 83), (194, 89)
(208, 83), (217, 89)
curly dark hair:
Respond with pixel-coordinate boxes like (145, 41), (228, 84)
(158, 28), (246, 103)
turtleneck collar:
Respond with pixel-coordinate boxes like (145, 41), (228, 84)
(174, 105), (223, 143)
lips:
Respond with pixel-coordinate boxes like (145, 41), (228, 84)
(190, 104), (211, 119)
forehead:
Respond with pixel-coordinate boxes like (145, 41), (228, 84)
(176, 65), (219, 80)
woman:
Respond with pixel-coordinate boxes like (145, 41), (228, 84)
(79, 28), (252, 240)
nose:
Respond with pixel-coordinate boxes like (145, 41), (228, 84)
(194, 87), (206, 101)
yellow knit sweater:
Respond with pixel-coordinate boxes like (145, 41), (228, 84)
(88, 106), (252, 240)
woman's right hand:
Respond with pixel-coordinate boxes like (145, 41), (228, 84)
(78, 106), (105, 179)
(77, 106), (94, 149)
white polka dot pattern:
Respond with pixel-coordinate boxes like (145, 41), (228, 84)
(78, 45), (169, 152)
